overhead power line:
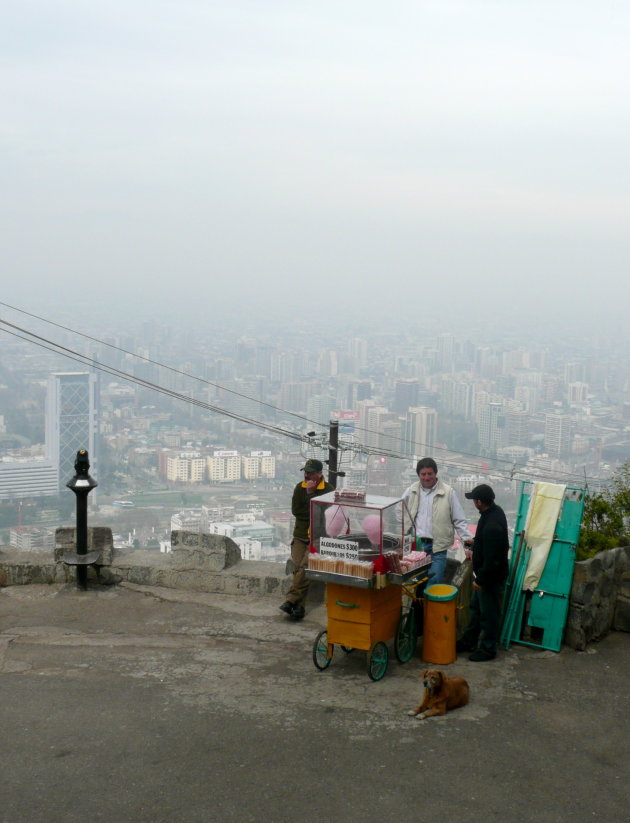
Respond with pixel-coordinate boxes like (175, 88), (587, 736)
(0, 304), (609, 490)
(0, 321), (307, 445)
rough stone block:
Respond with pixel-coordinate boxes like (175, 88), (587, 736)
(54, 527), (114, 565)
(599, 571), (615, 599)
(592, 605), (613, 639)
(564, 605), (587, 651)
(171, 531), (241, 571)
(619, 573), (630, 599)
(568, 547), (630, 646)
(613, 596), (630, 632)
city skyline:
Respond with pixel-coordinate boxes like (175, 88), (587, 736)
(2, 307), (627, 486)
(2, 301), (628, 555)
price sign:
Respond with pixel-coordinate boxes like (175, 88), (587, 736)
(319, 538), (360, 560)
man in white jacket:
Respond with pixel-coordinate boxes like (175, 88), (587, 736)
(402, 457), (473, 586)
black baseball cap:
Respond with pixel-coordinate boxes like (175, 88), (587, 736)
(465, 484), (495, 504)
(301, 459), (323, 473)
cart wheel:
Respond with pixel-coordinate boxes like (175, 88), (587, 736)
(313, 630), (333, 670)
(367, 641), (389, 681)
(395, 607), (418, 663)
(341, 646), (354, 654)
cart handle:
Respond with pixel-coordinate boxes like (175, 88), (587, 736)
(335, 600), (360, 609)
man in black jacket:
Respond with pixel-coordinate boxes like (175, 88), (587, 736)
(279, 459), (334, 620)
(456, 484), (509, 661)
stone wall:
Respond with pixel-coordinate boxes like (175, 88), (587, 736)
(613, 571), (630, 633)
(0, 528), (291, 598)
(2, 532), (630, 651)
(564, 546), (628, 650)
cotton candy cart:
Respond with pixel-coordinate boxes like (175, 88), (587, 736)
(305, 490), (431, 680)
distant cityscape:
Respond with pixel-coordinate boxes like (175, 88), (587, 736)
(1, 316), (629, 560)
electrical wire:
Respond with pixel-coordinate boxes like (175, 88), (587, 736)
(0, 322), (308, 445)
(0, 300), (543, 470)
(0, 300), (605, 479)
(0, 306), (611, 490)
(0, 299), (323, 429)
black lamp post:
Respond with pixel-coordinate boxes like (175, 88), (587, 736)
(65, 449), (98, 590)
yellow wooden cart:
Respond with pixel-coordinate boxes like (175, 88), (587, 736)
(306, 490), (430, 680)
(309, 568), (430, 680)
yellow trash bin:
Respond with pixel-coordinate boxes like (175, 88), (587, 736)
(422, 583), (458, 664)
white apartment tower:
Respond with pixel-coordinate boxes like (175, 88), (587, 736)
(45, 372), (98, 490)
(207, 451), (241, 482)
(544, 411), (572, 459)
(404, 407), (437, 457)
(478, 401), (506, 455)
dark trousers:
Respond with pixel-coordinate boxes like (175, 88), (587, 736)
(460, 584), (504, 654)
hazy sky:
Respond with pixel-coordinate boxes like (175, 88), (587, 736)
(2, 1), (629, 330)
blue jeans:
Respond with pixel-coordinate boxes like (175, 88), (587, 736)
(425, 549), (447, 587)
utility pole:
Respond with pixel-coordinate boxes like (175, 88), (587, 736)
(328, 419), (345, 489)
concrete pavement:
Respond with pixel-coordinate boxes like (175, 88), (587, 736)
(1, 582), (629, 823)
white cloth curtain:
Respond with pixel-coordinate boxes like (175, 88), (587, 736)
(522, 481), (566, 591)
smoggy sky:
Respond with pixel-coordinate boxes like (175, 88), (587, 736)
(2, 1), (629, 332)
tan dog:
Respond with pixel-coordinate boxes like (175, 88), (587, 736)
(408, 669), (470, 719)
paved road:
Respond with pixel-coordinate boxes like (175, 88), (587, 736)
(1, 583), (629, 823)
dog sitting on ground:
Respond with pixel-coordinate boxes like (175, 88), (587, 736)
(408, 669), (470, 719)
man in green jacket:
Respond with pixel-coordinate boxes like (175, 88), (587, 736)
(280, 459), (333, 619)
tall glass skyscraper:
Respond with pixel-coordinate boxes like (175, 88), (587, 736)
(45, 372), (98, 489)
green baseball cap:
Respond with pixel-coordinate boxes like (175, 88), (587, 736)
(301, 459), (323, 473)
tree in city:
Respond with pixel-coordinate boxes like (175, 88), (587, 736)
(578, 461), (630, 560)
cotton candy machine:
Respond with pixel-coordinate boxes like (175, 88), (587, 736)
(306, 490), (432, 680)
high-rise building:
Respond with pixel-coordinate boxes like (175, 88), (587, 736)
(500, 349), (526, 374)
(380, 417), (402, 456)
(207, 451), (242, 482)
(437, 333), (455, 371)
(216, 378), (265, 422)
(0, 458), (58, 501)
(356, 399), (378, 440)
(403, 407), (437, 457)
(347, 338), (368, 372)
(167, 454), (206, 483)
(393, 379), (420, 414)
(514, 385), (539, 414)
(346, 380), (372, 409)
(567, 382), (589, 404)
(478, 401), (506, 455)
(495, 375), (516, 399)
(544, 411), (572, 459)
(440, 377), (474, 418)
(278, 381), (319, 413)
(453, 380), (475, 419)
(506, 409), (531, 448)
(475, 347), (497, 379)
(564, 362), (586, 384)
(45, 372), (98, 490)
(316, 350), (338, 378)
(306, 394), (337, 427)
(365, 406), (390, 448)
(241, 451), (276, 480)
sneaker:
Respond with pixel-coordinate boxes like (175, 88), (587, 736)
(291, 604), (305, 620)
(469, 648), (496, 662)
(279, 601), (295, 615)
